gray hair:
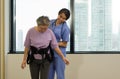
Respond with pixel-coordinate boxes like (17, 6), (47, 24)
(36, 16), (50, 26)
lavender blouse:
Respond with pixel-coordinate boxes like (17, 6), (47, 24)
(24, 27), (58, 59)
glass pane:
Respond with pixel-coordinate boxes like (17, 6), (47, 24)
(16, 0), (70, 51)
(74, 0), (120, 51)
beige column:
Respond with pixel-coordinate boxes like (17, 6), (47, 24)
(0, 0), (5, 79)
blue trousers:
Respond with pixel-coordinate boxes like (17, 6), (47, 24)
(48, 57), (65, 79)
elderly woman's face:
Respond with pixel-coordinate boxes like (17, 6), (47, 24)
(38, 25), (48, 32)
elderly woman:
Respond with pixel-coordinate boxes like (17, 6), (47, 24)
(21, 16), (69, 79)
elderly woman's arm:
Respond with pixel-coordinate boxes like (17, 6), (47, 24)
(54, 47), (70, 65)
(21, 47), (29, 69)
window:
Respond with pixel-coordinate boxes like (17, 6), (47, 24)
(74, 0), (120, 52)
(10, 0), (70, 52)
(10, 0), (120, 53)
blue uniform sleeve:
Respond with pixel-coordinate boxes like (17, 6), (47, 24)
(61, 23), (70, 42)
(49, 29), (58, 49)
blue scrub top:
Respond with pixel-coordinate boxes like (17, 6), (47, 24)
(49, 19), (70, 57)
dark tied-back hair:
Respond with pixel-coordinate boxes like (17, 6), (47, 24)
(58, 8), (70, 20)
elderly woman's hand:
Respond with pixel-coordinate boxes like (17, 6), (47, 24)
(21, 60), (27, 69)
(62, 57), (70, 65)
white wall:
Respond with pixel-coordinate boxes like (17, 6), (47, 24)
(6, 54), (120, 79)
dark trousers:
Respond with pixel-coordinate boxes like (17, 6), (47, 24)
(29, 59), (50, 79)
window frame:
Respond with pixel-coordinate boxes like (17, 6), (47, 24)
(9, 0), (120, 54)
